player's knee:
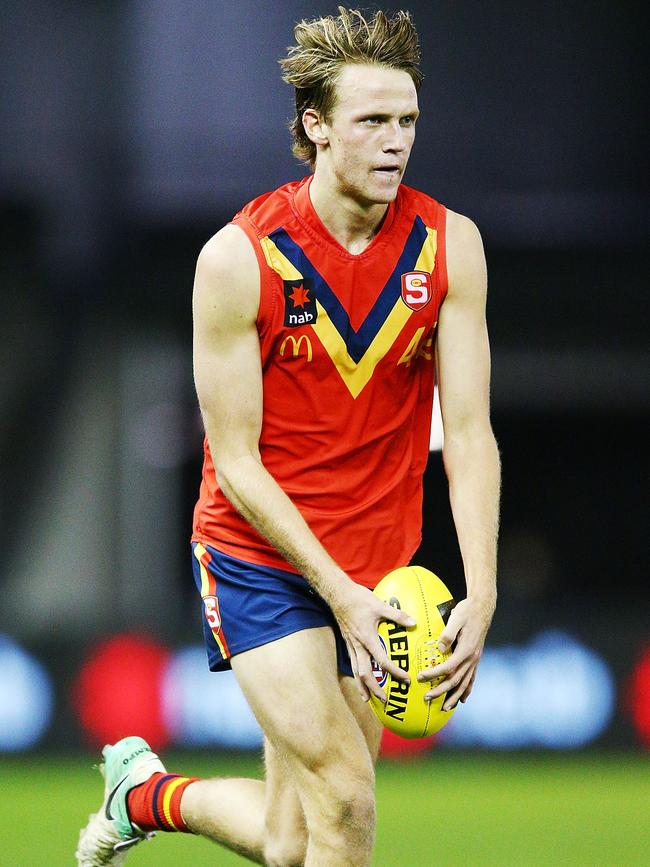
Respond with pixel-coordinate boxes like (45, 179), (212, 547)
(333, 783), (376, 842)
(283, 721), (376, 850)
(309, 763), (376, 850)
(263, 831), (308, 867)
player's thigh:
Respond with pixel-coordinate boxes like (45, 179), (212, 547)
(231, 626), (374, 791)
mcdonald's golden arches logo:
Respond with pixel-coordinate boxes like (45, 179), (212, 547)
(280, 334), (313, 362)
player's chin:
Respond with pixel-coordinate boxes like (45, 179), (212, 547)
(366, 176), (401, 203)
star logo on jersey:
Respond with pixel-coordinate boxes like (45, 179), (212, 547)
(289, 284), (310, 308)
(283, 278), (318, 327)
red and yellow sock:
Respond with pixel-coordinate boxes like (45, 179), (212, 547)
(127, 772), (198, 833)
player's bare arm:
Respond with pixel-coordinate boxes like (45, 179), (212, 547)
(193, 224), (415, 701)
(418, 210), (500, 710)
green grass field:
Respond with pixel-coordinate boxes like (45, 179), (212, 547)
(3, 752), (649, 866)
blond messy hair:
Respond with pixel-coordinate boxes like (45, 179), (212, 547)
(280, 7), (422, 166)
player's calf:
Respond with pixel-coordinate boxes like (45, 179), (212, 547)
(262, 738), (309, 866)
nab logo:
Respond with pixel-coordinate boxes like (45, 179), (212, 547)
(280, 334), (313, 362)
(283, 279), (318, 327)
(401, 271), (432, 311)
(372, 635), (389, 689)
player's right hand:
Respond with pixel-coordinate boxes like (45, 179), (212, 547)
(333, 582), (416, 703)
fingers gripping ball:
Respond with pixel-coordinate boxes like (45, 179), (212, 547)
(370, 566), (456, 738)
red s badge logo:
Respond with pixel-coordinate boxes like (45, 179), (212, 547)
(401, 271), (432, 311)
(203, 595), (221, 632)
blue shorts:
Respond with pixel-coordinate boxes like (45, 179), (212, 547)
(191, 542), (353, 677)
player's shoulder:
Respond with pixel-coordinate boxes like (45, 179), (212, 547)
(444, 208), (487, 297)
(194, 179), (303, 319)
(401, 183), (482, 241)
(398, 183), (445, 221)
(235, 178), (304, 234)
(400, 186), (485, 283)
(196, 223), (258, 285)
(445, 207), (483, 247)
(194, 224), (260, 321)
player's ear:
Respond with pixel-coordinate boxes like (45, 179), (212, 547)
(302, 109), (329, 147)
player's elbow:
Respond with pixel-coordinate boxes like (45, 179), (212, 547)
(442, 419), (499, 467)
(200, 408), (262, 492)
(443, 410), (494, 447)
(213, 459), (245, 511)
(213, 451), (261, 500)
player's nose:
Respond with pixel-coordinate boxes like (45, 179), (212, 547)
(382, 121), (408, 153)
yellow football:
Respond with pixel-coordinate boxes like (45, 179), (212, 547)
(370, 565), (456, 738)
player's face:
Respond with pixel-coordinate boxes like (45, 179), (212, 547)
(322, 64), (419, 206)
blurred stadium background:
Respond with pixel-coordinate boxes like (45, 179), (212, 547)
(1, 1), (647, 864)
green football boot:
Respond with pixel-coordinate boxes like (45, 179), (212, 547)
(76, 736), (166, 866)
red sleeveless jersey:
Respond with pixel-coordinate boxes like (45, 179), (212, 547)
(192, 176), (448, 588)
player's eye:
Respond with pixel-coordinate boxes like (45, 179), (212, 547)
(362, 116), (383, 125)
(400, 115), (415, 126)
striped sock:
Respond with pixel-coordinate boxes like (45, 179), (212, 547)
(126, 772), (198, 833)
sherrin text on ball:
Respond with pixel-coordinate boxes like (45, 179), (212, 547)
(370, 566), (456, 738)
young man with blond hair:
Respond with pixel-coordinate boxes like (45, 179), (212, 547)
(78, 8), (499, 866)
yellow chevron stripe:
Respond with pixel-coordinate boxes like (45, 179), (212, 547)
(161, 776), (188, 831)
(260, 236), (303, 280)
(415, 226), (437, 274)
(261, 227), (437, 399)
(312, 298), (411, 398)
(312, 227), (438, 398)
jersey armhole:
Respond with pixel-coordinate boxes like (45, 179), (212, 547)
(436, 203), (449, 303)
(230, 214), (276, 337)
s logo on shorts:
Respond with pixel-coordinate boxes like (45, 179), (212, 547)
(203, 595), (222, 632)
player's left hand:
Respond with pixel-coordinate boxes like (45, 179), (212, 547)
(417, 595), (495, 711)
